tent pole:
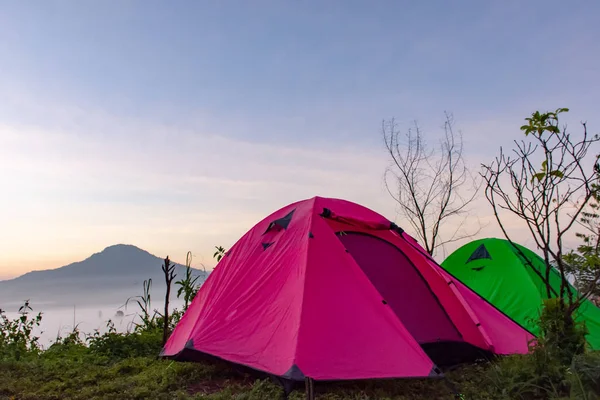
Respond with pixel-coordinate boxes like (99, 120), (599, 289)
(304, 377), (314, 400)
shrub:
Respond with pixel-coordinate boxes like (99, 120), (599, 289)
(569, 351), (600, 399)
(485, 298), (593, 399)
(537, 298), (588, 365)
(87, 328), (163, 360)
(0, 300), (43, 361)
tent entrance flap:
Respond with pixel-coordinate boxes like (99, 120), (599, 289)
(337, 232), (462, 344)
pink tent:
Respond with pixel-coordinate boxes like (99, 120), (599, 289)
(161, 197), (533, 384)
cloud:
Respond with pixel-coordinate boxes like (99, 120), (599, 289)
(0, 108), (402, 277)
(1, 87), (595, 279)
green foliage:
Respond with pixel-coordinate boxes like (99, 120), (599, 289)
(537, 298), (588, 365)
(125, 278), (161, 332)
(520, 107), (569, 137)
(53, 324), (85, 347)
(176, 251), (201, 311)
(0, 304), (508, 399)
(87, 329), (163, 360)
(1, 331), (599, 400)
(0, 300), (43, 360)
(485, 351), (600, 400)
(0, 354), (254, 400)
(520, 108), (570, 184)
(485, 299), (592, 399)
(569, 352), (600, 399)
(122, 274), (185, 336)
(487, 353), (566, 399)
(0, 353), (490, 400)
(532, 158), (565, 183)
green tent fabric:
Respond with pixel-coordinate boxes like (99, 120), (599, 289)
(441, 238), (600, 350)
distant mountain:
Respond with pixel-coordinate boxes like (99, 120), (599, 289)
(0, 244), (209, 309)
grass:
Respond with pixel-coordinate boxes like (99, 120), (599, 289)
(0, 346), (256, 400)
(2, 287), (599, 399)
(1, 331), (599, 399)
(2, 350), (599, 399)
(0, 343), (528, 400)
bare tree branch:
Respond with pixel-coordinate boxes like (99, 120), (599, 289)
(382, 112), (482, 256)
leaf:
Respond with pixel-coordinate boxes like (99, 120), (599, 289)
(548, 125), (560, 134)
(550, 170), (565, 178)
(520, 125), (534, 135)
(532, 172), (545, 182)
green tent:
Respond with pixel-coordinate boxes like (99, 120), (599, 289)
(441, 238), (600, 350)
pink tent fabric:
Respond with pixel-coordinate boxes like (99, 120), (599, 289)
(162, 197), (533, 382)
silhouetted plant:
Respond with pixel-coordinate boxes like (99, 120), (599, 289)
(53, 323), (85, 347)
(161, 255), (176, 346)
(175, 251), (200, 311)
(213, 246), (226, 262)
(124, 279), (159, 332)
(382, 112), (483, 257)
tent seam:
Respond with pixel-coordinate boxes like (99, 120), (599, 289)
(288, 197), (317, 372)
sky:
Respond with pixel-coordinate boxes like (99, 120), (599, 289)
(0, 0), (599, 279)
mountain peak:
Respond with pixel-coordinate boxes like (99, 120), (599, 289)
(96, 243), (155, 257)
(103, 243), (141, 251)
(0, 244), (208, 308)
(80, 244), (166, 271)
(7, 244), (167, 282)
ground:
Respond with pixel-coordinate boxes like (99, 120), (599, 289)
(0, 350), (496, 400)
(1, 334), (598, 399)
